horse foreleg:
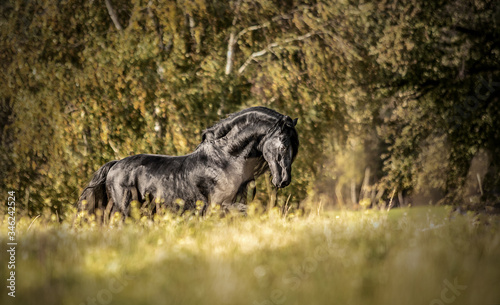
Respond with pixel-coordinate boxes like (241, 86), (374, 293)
(140, 192), (154, 218)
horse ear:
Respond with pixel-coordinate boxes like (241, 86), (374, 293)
(293, 118), (298, 126)
(201, 130), (212, 142)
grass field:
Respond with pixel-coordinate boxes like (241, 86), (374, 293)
(1, 206), (500, 305)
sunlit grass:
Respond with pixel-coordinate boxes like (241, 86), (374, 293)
(1, 206), (499, 305)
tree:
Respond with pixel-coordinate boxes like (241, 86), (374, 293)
(1, 0), (498, 216)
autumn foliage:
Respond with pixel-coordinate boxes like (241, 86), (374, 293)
(1, 0), (499, 216)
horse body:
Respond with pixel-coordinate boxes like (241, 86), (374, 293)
(106, 145), (258, 214)
(106, 153), (205, 214)
(78, 107), (299, 216)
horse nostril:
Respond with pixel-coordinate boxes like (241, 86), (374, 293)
(279, 180), (290, 188)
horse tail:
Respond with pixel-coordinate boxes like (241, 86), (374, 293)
(77, 160), (118, 215)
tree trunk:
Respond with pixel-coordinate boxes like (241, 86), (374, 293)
(104, 0), (123, 31)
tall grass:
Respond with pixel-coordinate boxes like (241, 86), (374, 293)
(1, 206), (499, 305)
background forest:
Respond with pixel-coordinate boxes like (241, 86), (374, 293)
(1, 0), (499, 217)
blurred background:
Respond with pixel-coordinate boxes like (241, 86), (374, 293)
(1, 0), (499, 217)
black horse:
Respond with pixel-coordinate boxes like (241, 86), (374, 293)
(78, 106), (299, 217)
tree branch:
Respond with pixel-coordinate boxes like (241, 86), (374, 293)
(225, 5), (313, 75)
(235, 13), (294, 40)
(237, 31), (319, 74)
(105, 0), (123, 31)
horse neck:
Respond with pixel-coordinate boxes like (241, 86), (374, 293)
(194, 131), (267, 175)
(195, 122), (273, 178)
(223, 125), (272, 158)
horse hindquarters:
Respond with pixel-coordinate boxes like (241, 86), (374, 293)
(78, 160), (118, 222)
(105, 159), (146, 217)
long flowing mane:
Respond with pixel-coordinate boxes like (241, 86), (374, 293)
(200, 106), (299, 178)
(201, 107), (285, 142)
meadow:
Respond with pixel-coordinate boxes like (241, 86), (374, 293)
(1, 206), (499, 305)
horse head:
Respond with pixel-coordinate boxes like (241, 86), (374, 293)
(260, 116), (299, 188)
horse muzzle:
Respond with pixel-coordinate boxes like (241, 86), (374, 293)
(272, 175), (291, 188)
(278, 179), (291, 188)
